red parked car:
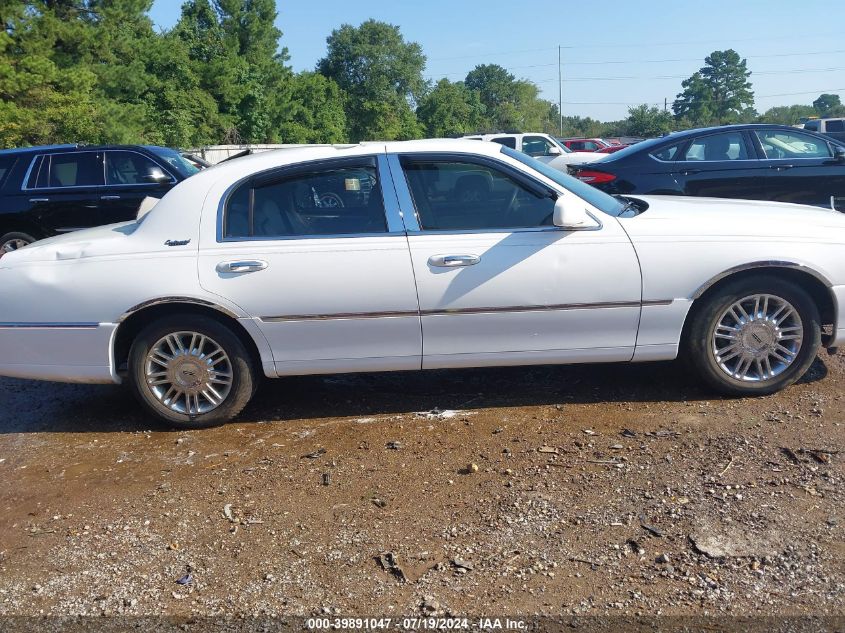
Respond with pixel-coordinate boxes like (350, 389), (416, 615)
(559, 138), (613, 152)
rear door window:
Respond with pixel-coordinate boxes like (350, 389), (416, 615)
(225, 161), (386, 239)
(825, 120), (845, 133)
(682, 132), (749, 161)
(28, 152), (103, 188)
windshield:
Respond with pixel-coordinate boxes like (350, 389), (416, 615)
(501, 146), (625, 216)
(147, 147), (201, 178)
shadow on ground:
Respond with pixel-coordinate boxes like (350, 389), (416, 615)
(0, 356), (829, 434)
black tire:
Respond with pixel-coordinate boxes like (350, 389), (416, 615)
(684, 275), (821, 396)
(128, 315), (257, 428)
(0, 231), (38, 252)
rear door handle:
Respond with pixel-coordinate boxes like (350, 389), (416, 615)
(216, 260), (269, 274)
(770, 164), (794, 171)
(428, 254), (480, 267)
(679, 169), (701, 176)
(100, 195), (121, 200)
(29, 198), (49, 203)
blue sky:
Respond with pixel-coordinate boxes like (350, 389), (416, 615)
(149, 0), (845, 121)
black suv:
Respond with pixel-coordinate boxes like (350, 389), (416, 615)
(0, 144), (200, 252)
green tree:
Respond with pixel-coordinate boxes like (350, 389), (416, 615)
(758, 104), (817, 126)
(417, 78), (485, 137)
(174, 0), (293, 143)
(673, 50), (753, 125)
(277, 71), (347, 143)
(318, 20), (425, 141)
(623, 104), (673, 137)
(813, 93), (843, 117)
(464, 64), (558, 133)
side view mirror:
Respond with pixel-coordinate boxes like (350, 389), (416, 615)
(833, 145), (845, 163)
(144, 168), (171, 184)
(546, 146), (562, 156)
(553, 196), (602, 230)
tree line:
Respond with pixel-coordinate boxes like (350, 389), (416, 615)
(1, 1), (842, 150)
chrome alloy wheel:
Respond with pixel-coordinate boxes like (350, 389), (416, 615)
(711, 294), (803, 382)
(1, 238), (30, 253)
(144, 332), (233, 415)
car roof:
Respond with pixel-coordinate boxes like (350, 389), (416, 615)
(0, 143), (172, 156)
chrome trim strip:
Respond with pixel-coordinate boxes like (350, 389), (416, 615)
(21, 155), (39, 191)
(259, 299), (673, 322)
(117, 297), (241, 323)
(377, 153), (406, 233)
(219, 231), (407, 243)
(691, 261), (833, 299)
(0, 322), (99, 329)
(261, 310), (417, 322)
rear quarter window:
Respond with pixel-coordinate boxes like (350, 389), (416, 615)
(826, 120), (845, 133)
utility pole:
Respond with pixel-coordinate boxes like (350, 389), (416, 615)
(558, 45), (563, 136)
(664, 97), (668, 113)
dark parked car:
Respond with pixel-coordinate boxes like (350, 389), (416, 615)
(570, 124), (845, 210)
(0, 144), (199, 252)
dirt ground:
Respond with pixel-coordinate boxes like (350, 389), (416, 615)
(0, 352), (843, 626)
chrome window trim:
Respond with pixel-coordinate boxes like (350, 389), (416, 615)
(219, 231), (408, 243)
(20, 154), (41, 191)
(258, 299), (674, 323)
(691, 261), (833, 300)
(20, 149), (177, 192)
(216, 153), (397, 243)
(385, 153), (421, 232)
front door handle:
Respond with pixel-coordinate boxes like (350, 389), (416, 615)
(100, 195), (121, 200)
(29, 198), (49, 203)
(679, 169), (701, 176)
(770, 164), (794, 171)
(216, 260), (269, 274)
(428, 254), (480, 267)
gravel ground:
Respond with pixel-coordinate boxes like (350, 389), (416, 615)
(0, 354), (843, 626)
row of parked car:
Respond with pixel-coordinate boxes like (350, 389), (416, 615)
(1, 122), (844, 253)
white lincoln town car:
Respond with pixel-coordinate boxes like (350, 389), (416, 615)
(1, 140), (844, 427)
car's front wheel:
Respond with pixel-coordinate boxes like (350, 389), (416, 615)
(128, 316), (257, 428)
(685, 276), (821, 396)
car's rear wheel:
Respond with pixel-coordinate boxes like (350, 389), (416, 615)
(128, 316), (257, 428)
(685, 276), (821, 396)
(0, 231), (37, 253)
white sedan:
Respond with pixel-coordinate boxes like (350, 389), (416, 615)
(1, 139), (844, 428)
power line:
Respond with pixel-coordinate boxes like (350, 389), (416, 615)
(560, 88), (845, 107)
(528, 66), (845, 85)
(434, 51), (845, 80)
(427, 34), (843, 62)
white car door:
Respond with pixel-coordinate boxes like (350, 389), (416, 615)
(388, 151), (642, 369)
(198, 154), (421, 375)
